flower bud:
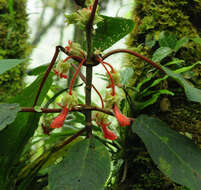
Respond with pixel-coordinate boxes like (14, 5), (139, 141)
(62, 92), (78, 109)
(104, 91), (120, 109)
(65, 40), (86, 58)
(54, 60), (71, 79)
(65, 5), (103, 30)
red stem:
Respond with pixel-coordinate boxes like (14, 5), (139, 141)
(56, 128), (87, 150)
(69, 59), (86, 95)
(103, 61), (115, 73)
(63, 55), (73, 62)
(102, 49), (162, 71)
(98, 59), (115, 96)
(71, 64), (104, 108)
(33, 46), (60, 107)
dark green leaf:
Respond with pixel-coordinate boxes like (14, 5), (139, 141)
(158, 31), (177, 49)
(93, 16), (134, 51)
(27, 64), (49, 75)
(0, 103), (21, 131)
(49, 138), (111, 190)
(0, 59), (26, 75)
(0, 73), (53, 180)
(162, 66), (201, 103)
(132, 115), (201, 190)
(152, 47), (172, 62)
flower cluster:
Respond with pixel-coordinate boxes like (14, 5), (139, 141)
(65, 4), (103, 30)
(47, 38), (131, 140)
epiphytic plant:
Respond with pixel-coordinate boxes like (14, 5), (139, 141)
(0, 0), (201, 189)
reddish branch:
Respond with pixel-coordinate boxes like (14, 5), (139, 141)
(20, 105), (114, 116)
(102, 49), (162, 71)
(33, 46), (83, 107)
(55, 128), (87, 150)
(71, 64), (104, 108)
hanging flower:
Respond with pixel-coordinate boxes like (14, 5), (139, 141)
(50, 105), (68, 128)
(94, 112), (117, 140)
(100, 121), (117, 140)
(113, 104), (130, 127)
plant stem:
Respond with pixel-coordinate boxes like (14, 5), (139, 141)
(33, 46), (60, 106)
(102, 49), (162, 71)
(86, 0), (99, 59)
(85, 0), (99, 138)
(20, 105), (114, 116)
(85, 66), (93, 137)
(69, 59), (86, 95)
(98, 59), (115, 96)
(55, 128), (87, 150)
(71, 64), (104, 108)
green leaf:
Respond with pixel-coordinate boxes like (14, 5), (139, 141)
(173, 61), (201, 74)
(152, 47), (172, 62)
(174, 37), (189, 52)
(27, 63), (49, 75)
(93, 16), (134, 51)
(0, 59), (26, 75)
(120, 68), (134, 85)
(162, 66), (201, 103)
(192, 37), (201, 46)
(136, 89), (174, 110)
(49, 138), (111, 190)
(158, 31), (177, 49)
(0, 103), (21, 131)
(0, 73), (53, 181)
(132, 115), (201, 190)
(164, 59), (185, 67)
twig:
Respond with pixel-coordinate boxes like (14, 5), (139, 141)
(102, 49), (162, 71)
(71, 64), (104, 108)
(55, 128), (87, 150)
(20, 105), (114, 116)
(33, 46), (60, 107)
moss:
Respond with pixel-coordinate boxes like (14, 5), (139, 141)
(0, 0), (29, 101)
(113, 0), (201, 189)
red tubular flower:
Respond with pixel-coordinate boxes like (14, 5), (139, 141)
(100, 121), (117, 141)
(113, 104), (131, 127)
(50, 105), (68, 128)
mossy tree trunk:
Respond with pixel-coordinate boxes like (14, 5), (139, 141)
(0, 0), (29, 101)
(112, 1), (201, 189)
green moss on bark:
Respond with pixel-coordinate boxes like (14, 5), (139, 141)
(0, 0), (29, 101)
